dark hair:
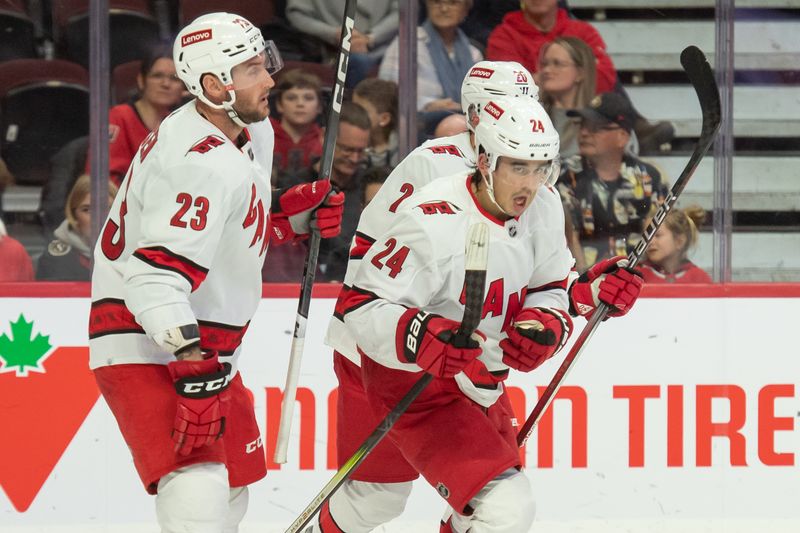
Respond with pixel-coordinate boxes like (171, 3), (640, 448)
(361, 165), (392, 204)
(139, 44), (174, 78)
(353, 78), (398, 132)
(273, 68), (323, 103)
(340, 101), (372, 132)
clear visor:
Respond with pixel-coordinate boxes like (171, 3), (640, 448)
(264, 40), (283, 75)
(492, 155), (560, 189)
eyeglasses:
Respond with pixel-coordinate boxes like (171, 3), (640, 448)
(539, 59), (576, 70)
(429, 0), (465, 8)
(577, 120), (623, 134)
(148, 72), (182, 83)
(336, 142), (367, 157)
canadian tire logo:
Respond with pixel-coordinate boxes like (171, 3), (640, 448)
(0, 314), (100, 512)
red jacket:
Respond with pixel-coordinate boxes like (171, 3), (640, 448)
(640, 260), (712, 284)
(270, 117), (323, 172)
(85, 103), (150, 187)
(486, 9), (617, 94)
(0, 235), (34, 282)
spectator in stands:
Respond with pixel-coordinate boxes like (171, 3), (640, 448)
(41, 136), (88, 233)
(640, 206), (711, 283)
(485, 0), (675, 152)
(0, 217), (34, 282)
(538, 36), (596, 159)
(270, 69), (324, 176)
(89, 46), (183, 186)
(379, 0), (481, 135)
(460, 0), (521, 47)
(362, 165), (392, 208)
(353, 78), (399, 168)
(557, 92), (667, 266)
(37, 175), (118, 281)
(266, 102), (371, 282)
(286, 0), (399, 87)
(486, 0), (616, 94)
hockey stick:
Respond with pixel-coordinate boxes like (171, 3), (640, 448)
(284, 222), (490, 533)
(273, 0), (357, 464)
(517, 45), (721, 448)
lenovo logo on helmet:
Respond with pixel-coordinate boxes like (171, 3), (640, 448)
(469, 67), (494, 79)
(484, 101), (504, 120)
(182, 29), (212, 46)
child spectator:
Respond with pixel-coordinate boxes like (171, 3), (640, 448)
(353, 78), (399, 167)
(538, 36), (596, 159)
(270, 69), (324, 176)
(641, 206), (711, 283)
(361, 165), (392, 208)
(0, 217), (34, 282)
(37, 175), (118, 281)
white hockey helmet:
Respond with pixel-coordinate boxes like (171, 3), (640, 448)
(174, 12), (283, 125)
(461, 60), (539, 131)
(474, 97), (561, 194)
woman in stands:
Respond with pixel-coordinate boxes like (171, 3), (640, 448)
(640, 206), (712, 283)
(379, 0), (482, 136)
(95, 46), (184, 186)
(538, 36), (596, 159)
(37, 175), (117, 281)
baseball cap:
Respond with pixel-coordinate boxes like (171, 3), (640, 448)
(567, 92), (635, 133)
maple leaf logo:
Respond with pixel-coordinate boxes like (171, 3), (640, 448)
(0, 314), (53, 377)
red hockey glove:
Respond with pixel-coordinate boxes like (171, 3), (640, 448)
(271, 180), (345, 243)
(167, 352), (231, 456)
(500, 307), (572, 372)
(569, 256), (644, 319)
(396, 308), (484, 378)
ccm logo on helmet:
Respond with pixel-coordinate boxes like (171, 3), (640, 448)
(182, 29), (212, 47)
(484, 101), (504, 120)
(469, 67), (494, 79)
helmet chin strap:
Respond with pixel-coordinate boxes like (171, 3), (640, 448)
(223, 90), (250, 128)
(483, 167), (514, 218)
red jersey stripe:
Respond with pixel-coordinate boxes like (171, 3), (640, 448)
(133, 246), (209, 291)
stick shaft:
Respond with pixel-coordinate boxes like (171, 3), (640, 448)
(273, 0), (357, 464)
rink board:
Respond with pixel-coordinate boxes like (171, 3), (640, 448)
(0, 285), (798, 532)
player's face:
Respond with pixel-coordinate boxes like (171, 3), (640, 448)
(646, 225), (685, 265)
(231, 52), (276, 123)
(539, 43), (581, 97)
(140, 58), (183, 109)
(276, 87), (320, 128)
(491, 156), (551, 217)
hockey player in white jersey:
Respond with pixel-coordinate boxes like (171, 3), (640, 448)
(316, 64), (643, 532)
(322, 97), (566, 533)
(88, 13), (345, 533)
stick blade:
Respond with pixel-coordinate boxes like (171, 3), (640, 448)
(460, 222), (489, 336)
(680, 45), (721, 139)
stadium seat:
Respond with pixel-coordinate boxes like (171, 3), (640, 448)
(0, 1), (37, 60)
(112, 59), (142, 104)
(178, 0), (276, 26)
(0, 59), (89, 187)
(53, 0), (161, 70)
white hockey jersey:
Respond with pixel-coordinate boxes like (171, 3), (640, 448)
(340, 173), (568, 407)
(325, 132), (574, 366)
(89, 101), (274, 376)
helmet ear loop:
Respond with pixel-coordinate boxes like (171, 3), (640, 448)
(222, 89), (249, 128)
